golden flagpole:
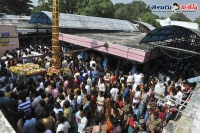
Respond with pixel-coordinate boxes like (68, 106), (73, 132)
(49, 0), (61, 75)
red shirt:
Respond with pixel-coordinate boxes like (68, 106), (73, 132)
(110, 76), (116, 83)
(159, 112), (165, 121)
(73, 79), (78, 86)
(117, 100), (123, 108)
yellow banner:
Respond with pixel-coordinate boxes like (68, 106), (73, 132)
(1, 43), (9, 47)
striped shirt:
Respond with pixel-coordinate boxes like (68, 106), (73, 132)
(18, 101), (31, 113)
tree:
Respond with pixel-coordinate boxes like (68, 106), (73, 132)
(32, 2), (51, 14)
(76, 0), (115, 18)
(114, 1), (151, 21)
(114, 1), (160, 27)
(33, 0), (90, 14)
(170, 13), (191, 22)
(0, 0), (33, 15)
(114, 3), (124, 10)
(194, 16), (200, 29)
(62, 0), (81, 14)
(140, 12), (161, 28)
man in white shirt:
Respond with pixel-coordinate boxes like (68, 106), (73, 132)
(126, 72), (134, 86)
(62, 58), (68, 69)
(132, 85), (141, 104)
(38, 78), (44, 90)
(110, 84), (119, 101)
(98, 79), (105, 94)
(22, 53), (27, 64)
(56, 116), (70, 133)
(78, 110), (88, 133)
(133, 70), (144, 86)
(87, 76), (92, 87)
(175, 86), (183, 103)
(85, 83), (90, 95)
(77, 90), (82, 106)
(90, 58), (96, 68)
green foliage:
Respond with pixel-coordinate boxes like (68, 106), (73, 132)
(194, 16), (200, 29)
(33, 0), (66, 14)
(104, 42), (109, 48)
(63, 0), (80, 14)
(140, 12), (161, 28)
(76, 0), (114, 18)
(114, 1), (151, 21)
(32, 3), (51, 15)
(34, 0), (90, 14)
(170, 13), (191, 22)
(114, 1), (160, 28)
(0, 0), (33, 15)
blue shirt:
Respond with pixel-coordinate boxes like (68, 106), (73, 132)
(18, 101), (31, 113)
(133, 108), (140, 120)
(71, 99), (77, 113)
(92, 71), (97, 77)
(23, 118), (37, 133)
(131, 66), (136, 75)
(78, 76), (84, 83)
(56, 81), (60, 89)
(144, 112), (150, 124)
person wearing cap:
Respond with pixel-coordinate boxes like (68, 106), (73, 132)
(146, 112), (162, 133)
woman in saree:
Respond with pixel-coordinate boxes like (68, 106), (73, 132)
(105, 115), (114, 133)
(105, 93), (111, 122)
(90, 90), (97, 115)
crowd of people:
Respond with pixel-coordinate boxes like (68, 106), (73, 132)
(0, 43), (198, 133)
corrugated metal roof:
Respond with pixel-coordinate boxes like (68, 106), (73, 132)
(156, 19), (199, 29)
(139, 25), (200, 44)
(29, 11), (139, 32)
(134, 21), (156, 31)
